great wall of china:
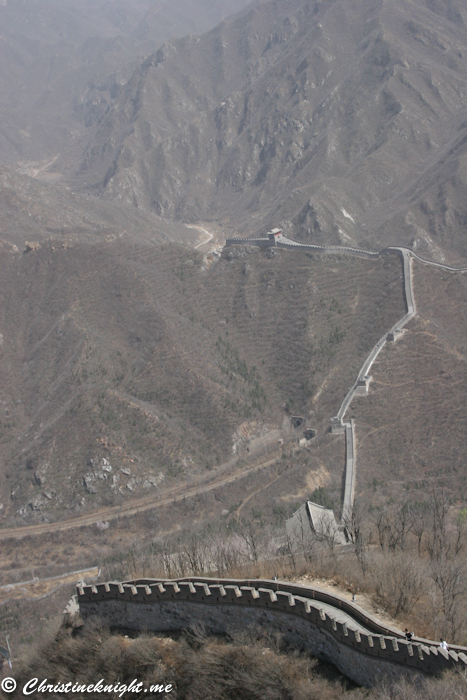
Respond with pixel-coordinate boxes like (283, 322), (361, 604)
(70, 231), (467, 686)
(73, 576), (467, 687)
(225, 231), (467, 528)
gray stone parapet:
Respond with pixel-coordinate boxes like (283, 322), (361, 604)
(341, 420), (356, 524)
(225, 237), (273, 248)
(76, 576), (467, 688)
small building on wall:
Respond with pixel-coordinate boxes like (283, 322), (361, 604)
(268, 228), (284, 245)
(286, 501), (347, 549)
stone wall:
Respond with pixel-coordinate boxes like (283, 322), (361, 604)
(75, 577), (467, 688)
(225, 237), (272, 248)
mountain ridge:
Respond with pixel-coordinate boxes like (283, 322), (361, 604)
(69, 0), (467, 262)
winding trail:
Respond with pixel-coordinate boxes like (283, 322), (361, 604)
(186, 224), (214, 249)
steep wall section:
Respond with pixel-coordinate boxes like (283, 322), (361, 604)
(226, 234), (467, 524)
(75, 577), (467, 688)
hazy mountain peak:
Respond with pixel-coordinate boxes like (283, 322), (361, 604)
(62, 0), (467, 261)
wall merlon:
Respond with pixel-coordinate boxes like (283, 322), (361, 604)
(241, 586), (259, 599)
(259, 587), (277, 603)
(227, 585), (242, 598)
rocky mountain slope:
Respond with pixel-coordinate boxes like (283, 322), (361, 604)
(0, 165), (199, 248)
(71, 0), (467, 261)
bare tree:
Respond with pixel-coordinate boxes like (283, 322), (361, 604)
(373, 552), (427, 617)
(209, 529), (242, 576)
(376, 502), (414, 552)
(179, 532), (210, 575)
(427, 488), (451, 562)
(320, 514), (342, 559)
(411, 505), (429, 556)
(431, 554), (467, 642)
(232, 518), (267, 564)
(343, 503), (371, 575)
(285, 510), (318, 565)
(283, 531), (298, 573)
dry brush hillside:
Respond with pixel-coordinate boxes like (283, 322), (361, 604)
(0, 238), (405, 527)
(348, 260), (467, 505)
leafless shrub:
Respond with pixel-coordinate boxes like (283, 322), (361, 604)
(373, 669), (467, 700)
(12, 624), (369, 700)
(343, 504), (373, 575)
(230, 517), (269, 564)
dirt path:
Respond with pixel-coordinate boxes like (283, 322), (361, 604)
(186, 224), (214, 249)
(235, 472), (283, 517)
(0, 453), (280, 541)
(0, 567), (99, 602)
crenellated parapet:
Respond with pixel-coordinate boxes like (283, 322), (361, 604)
(225, 233), (381, 258)
(74, 577), (467, 688)
(225, 237), (273, 247)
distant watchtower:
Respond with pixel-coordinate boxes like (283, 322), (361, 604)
(268, 228), (284, 245)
